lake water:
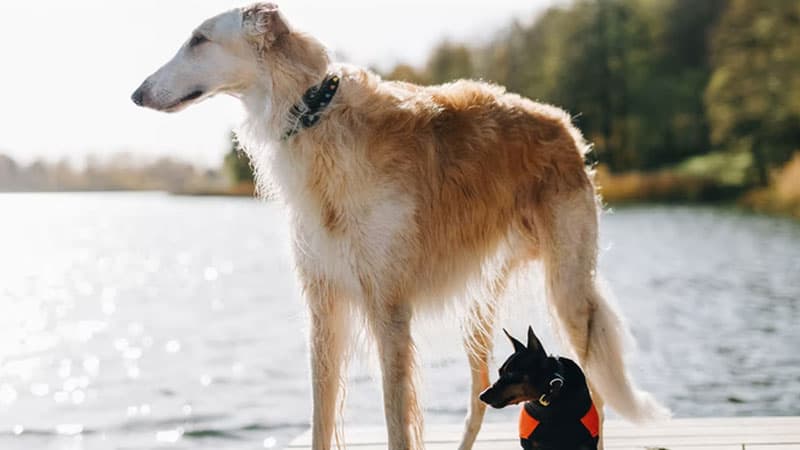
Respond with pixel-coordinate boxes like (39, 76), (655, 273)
(0, 193), (798, 450)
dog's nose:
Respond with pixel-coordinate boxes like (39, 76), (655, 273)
(479, 390), (490, 404)
(131, 87), (145, 106)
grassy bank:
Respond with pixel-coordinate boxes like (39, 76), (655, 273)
(740, 153), (800, 219)
(596, 151), (800, 220)
(177, 155), (800, 221)
(595, 166), (722, 204)
(170, 181), (256, 197)
(594, 152), (748, 204)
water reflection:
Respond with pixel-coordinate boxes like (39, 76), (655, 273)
(0, 194), (797, 450)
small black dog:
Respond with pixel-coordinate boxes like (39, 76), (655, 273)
(479, 327), (600, 450)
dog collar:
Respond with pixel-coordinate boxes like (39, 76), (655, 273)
(282, 73), (340, 140)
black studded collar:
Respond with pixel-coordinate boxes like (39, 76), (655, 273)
(282, 73), (341, 140)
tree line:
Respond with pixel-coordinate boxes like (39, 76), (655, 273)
(383, 0), (800, 187)
(0, 153), (226, 193)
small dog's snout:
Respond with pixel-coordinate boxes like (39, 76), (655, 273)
(479, 389), (491, 404)
(131, 86), (145, 106)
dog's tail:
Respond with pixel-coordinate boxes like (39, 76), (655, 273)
(535, 183), (671, 423)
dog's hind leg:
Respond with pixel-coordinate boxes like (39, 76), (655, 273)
(368, 301), (424, 450)
(457, 267), (509, 450)
(306, 279), (351, 450)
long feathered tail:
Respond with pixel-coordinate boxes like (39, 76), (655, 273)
(536, 185), (671, 422)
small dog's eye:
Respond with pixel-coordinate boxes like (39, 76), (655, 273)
(189, 34), (208, 48)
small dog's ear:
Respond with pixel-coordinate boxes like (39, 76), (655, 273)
(526, 326), (547, 359)
(503, 329), (526, 354)
(243, 3), (291, 50)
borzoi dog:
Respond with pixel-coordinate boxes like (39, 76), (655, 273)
(132, 3), (668, 449)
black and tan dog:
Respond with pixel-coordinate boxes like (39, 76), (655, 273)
(480, 327), (600, 450)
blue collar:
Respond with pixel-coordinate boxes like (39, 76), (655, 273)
(282, 73), (340, 140)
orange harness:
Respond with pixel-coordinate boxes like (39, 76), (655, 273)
(519, 401), (600, 440)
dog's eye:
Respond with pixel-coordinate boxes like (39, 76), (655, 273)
(189, 34), (208, 48)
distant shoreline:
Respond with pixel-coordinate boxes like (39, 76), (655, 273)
(0, 189), (254, 197)
(1, 186), (797, 220)
(0, 183), (258, 198)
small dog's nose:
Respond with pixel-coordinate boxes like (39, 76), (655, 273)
(479, 391), (490, 404)
(131, 87), (145, 106)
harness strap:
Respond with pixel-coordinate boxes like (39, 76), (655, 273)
(519, 405), (540, 438)
(519, 401), (599, 439)
(580, 402), (600, 438)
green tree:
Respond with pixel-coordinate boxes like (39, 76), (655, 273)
(424, 41), (474, 84)
(384, 63), (428, 85)
(705, 0), (800, 185)
(223, 132), (255, 184)
(643, 0), (727, 168)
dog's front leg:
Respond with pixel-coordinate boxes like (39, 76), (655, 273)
(369, 302), (423, 450)
(459, 299), (499, 450)
(459, 266), (509, 450)
(306, 279), (350, 450)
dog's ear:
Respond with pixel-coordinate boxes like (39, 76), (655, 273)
(526, 326), (547, 359)
(503, 329), (526, 354)
(243, 3), (291, 50)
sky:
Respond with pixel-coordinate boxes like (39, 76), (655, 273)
(0, 1), (556, 167)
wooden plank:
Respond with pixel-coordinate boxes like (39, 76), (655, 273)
(290, 417), (800, 443)
(747, 446), (800, 450)
(422, 424), (800, 442)
(600, 436), (800, 447)
(292, 444), (745, 450)
(290, 438), (800, 450)
(290, 443), (745, 450)
(289, 434), (800, 448)
(289, 417), (800, 449)
(289, 425), (800, 446)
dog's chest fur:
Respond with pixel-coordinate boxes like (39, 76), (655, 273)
(272, 140), (416, 300)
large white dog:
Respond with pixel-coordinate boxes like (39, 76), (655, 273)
(132, 3), (668, 449)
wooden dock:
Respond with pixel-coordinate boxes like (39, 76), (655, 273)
(289, 416), (800, 450)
